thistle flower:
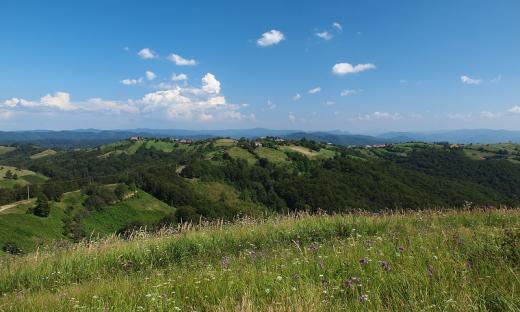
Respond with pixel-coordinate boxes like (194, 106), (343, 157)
(221, 256), (230, 270)
(308, 243), (319, 253)
(398, 246), (405, 253)
(428, 264), (433, 277)
(359, 257), (369, 265)
(379, 260), (391, 272)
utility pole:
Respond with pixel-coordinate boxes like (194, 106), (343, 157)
(27, 185), (30, 200)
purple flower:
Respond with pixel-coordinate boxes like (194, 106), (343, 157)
(398, 246), (405, 253)
(222, 256), (230, 270)
(308, 243), (319, 253)
(359, 257), (369, 265)
(379, 260), (391, 272)
(427, 264), (433, 277)
(343, 277), (360, 289)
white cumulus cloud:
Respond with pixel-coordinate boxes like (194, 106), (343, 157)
(292, 93), (301, 101)
(137, 48), (158, 60)
(140, 73), (243, 122)
(316, 31), (332, 40)
(332, 22), (342, 31)
(461, 75), (482, 85)
(508, 106), (520, 115)
(340, 89), (358, 96)
(332, 62), (376, 75)
(308, 87), (321, 94)
(171, 73), (188, 81)
(120, 78), (143, 85)
(167, 53), (197, 66)
(41, 92), (76, 111)
(145, 71), (156, 81)
(257, 29), (285, 47)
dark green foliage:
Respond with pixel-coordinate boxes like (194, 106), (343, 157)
(33, 194), (50, 217)
(114, 183), (129, 201)
(82, 184), (119, 211)
(2, 242), (23, 255)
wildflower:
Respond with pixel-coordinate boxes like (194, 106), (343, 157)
(427, 264), (433, 277)
(343, 276), (360, 288)
(265, 288), (271, 294)
(276, 275), (283, 281)
(317, 260), (325, 270)
(398, 246), (405, 253)
(379, 260), (391, 272)
(308, 243), (319, 253)
(221, 256), (230, 270)
(359, 294), (369, 302)
(359, 257), (369, 265)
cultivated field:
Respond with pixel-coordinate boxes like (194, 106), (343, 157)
(0, 209), (518, 311)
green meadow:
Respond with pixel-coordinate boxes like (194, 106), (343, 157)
(0, 209), (518, 311)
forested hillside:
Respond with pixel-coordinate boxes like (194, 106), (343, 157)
(2, 138), (520, 253)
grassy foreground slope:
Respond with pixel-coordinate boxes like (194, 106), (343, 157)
(0, 209), (518, 311)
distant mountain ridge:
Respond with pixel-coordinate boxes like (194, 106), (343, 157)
(1, 128), (520, 148)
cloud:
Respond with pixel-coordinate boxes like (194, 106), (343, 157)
(315, 31), (332, 40)
(332, 22), (342, 32)
(332, 62), (376, 75)
(340, 89), (358, 96)
(308, 87), (321, 94)
(167, 53), (197, 66)
(145, 71), (156, 81)
(355, 112), (402, 121)
(508, 106), (520, 115)
(137, 48), (158, 60)
(202, 73), (221, 94)
(257, 29), (285, 47)
(3, 97), (37, 107)
(460, 75), (482, 85)
(140, 73), (243, 122)
(41, 92), (76, 111)
(292, 93), (301, 101)
(171, 73), (188, 81)
(325, 100), (335, 106)
(120, 78), (143, 85)
(85, 98), (139, 114)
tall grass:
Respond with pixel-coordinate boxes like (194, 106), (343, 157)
(0, 209), (518, 311)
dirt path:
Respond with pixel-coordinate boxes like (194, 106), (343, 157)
(0, 199), (34, 214)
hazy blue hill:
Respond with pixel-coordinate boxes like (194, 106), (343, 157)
(379, 129), (520, 144)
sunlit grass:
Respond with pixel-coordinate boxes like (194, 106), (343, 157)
(0, 209), (518, 311)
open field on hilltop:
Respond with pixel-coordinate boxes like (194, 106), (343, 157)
(255, 146), (289, 163)
(0, 146), (15, 155)
(227, 146), (257, 165)
(29, 149), (57, 159)
(0, 209), (518, 311)
(0, 166), (47, 189)
(280, 145), (337, 159)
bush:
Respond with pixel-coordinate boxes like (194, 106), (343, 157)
(2, 242), (23, 255)
(114, 184), (129, 201)
(175, 206), (201, 223)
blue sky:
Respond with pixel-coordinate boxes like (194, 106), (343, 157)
(1, 0), (519, 132)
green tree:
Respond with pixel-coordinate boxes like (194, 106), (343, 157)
(33, 194), (50, 217)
